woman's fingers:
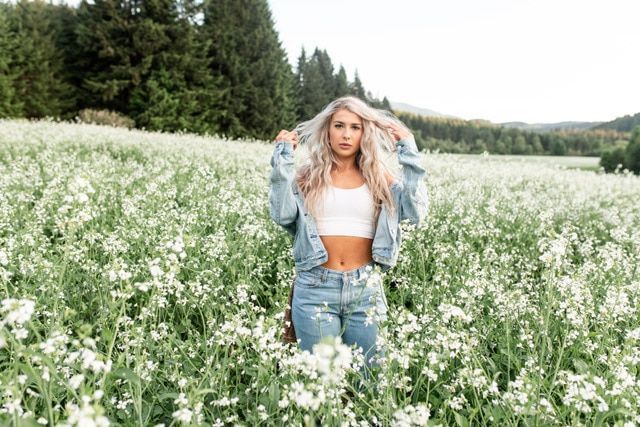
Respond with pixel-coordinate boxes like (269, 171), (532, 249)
(275, 129), (292, 142)
(275, 130), (299, 150)
(385, 123), (411, 142)
(276, 129), (289, 140)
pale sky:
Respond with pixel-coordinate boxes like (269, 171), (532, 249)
(267, 0), (640, 124)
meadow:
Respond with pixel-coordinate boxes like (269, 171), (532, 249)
(451, 154), (601, 171)
(0, 120), (639, 426)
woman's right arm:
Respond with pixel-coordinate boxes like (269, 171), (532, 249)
(269, 136), (298, 235)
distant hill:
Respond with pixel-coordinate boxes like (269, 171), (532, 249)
(391, 100), (639, 135)
(500, 121), (603, 133)
(390, 101), (457, 119)
(592, 112), (640, 132)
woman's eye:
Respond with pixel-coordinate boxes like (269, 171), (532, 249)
(352, 127), (361, 131)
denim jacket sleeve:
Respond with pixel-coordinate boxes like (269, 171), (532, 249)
(269, 141), (298, 236)
(396, 135), (429, 226)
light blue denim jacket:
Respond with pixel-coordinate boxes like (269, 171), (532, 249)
(269, 136), (428, 271)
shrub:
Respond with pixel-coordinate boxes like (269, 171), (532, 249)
(76, 109), (135, 129)
(599, 147), (626, 173)
(624, 126), (640, 174)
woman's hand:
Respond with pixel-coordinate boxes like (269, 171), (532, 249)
(275, 129), (299, 151)
(387, 123), (412, 143)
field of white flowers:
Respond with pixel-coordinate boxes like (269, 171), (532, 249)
(0, 119), (639, 426)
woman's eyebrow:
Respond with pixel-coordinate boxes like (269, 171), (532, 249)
(333, 120), (362, 126)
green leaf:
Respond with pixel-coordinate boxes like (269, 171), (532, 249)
(573, 359), (589, 374)
(157, 392), (179, 401)
(269, 381), (280, 404)
(454, 411), (469, 427)
(111, 367), (141, 387)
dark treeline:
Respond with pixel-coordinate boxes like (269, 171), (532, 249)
(0, 0), (388, 140)
(399, 113), (628, 156)
(593, 112), (640, 133)
(0, 0), (633, 158)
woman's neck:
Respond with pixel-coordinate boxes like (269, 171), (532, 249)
(332, 159), (359, 174)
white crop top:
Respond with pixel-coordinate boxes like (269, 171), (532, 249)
(315, 183), (376, 239)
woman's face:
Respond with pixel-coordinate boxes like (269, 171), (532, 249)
(328, 108), (364, 160)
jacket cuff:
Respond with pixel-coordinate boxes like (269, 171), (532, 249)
(275, 140), (294, 155)
(396, 135), (418, 154)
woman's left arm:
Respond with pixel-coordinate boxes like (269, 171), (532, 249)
(395, 135), (429, 226)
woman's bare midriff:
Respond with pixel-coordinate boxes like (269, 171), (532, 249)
(320, 235), (373, 271)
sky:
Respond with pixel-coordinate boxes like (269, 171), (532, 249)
(267, 0), (640, 124)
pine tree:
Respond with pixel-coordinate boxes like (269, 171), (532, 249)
(129, 0), (225, 133)
(0, 4), (21, 116)
(297, 56), (326, 120)
(381, 96), (392, 111)
(48, 3), (81, 118)
(74, 0), (140, 113)
(76, 0), (225, 132)
(350, 71), (366, 100)
(316, 49), (336, 98)
(295, 48), (338, 120)
(203, 0), (296, 139)
(8, 0), (72, 118)
(334, 65), (349, 98)
(293, 47), (307, 120)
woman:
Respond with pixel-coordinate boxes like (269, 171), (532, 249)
(269, 96), (428, 372)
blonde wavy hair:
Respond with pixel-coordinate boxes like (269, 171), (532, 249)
(294, 96), (410, 219)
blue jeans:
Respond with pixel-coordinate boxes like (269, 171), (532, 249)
(291, 261), (389, 375)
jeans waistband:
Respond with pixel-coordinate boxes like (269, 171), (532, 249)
(306, 260), (375, 282)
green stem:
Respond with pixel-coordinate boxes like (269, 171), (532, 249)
(100, 300), (126, 386)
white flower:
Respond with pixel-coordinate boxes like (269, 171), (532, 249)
(69, 374), (84, 390)
(174, 393), (188, 406)
(308, 336), (353, 384)
(172, 407), (193, 423)
(135, 282), (150, 292)
(1, 298), (35, 325)
(0, 250), (8, 266)
(438, 303), (472, 324)
(392, 403), (431, 426)
(60, 401), (110, 427)
(13, 327), (29, 340)
(149, 264), (163, 278)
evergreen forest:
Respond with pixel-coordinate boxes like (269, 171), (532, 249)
(0, 0), (636, 158)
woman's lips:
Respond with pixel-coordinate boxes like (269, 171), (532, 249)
(338, 143), (352, 149)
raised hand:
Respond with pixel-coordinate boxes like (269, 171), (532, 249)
(386, 123), (412, 143)
(275, 129), (299, 151)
